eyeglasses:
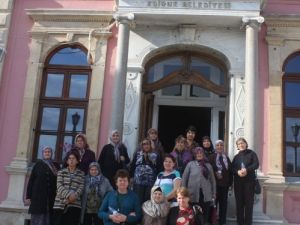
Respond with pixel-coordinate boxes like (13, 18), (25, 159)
(142, 142), (150, 146)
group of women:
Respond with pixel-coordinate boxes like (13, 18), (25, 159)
(26, 127), (259, 225)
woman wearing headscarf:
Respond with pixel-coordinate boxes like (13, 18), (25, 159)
(69, 133), (96, 174)
(26, 147), (60, 225)
(201, 136), (215, 159)
(98, 130), (130, 189)
(130, 138), (162, 203)
(209, 140), (233, 225)
(147, 128), (164, 158)
(142, 186), (170, 225)
(52, 151), (85, 225)
(182, 147), (216, 225)
(80, 162), (113, 225)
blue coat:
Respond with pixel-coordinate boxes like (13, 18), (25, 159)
(98, 190), (142, 225)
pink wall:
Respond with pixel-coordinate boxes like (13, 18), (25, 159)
(283, 191), (300, 224)
(0, 0), (115, 202)
(263, 0), (300, 15)
(98, 25), (118, 157)
(258, 24), (269, 175)
(263, 1), (300, 222)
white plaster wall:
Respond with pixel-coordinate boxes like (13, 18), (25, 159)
(124, 24), (246, 155)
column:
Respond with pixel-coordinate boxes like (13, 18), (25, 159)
(242, 16), (264, 151)
(110, 13), (134, 135)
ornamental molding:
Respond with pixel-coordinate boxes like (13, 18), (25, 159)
(265, 16), (300, 28)
(26, 9), (113, 23)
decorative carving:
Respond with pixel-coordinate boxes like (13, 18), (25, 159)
(242, 16), (265, 30)
(236, 85), (245, 124)
(128, 72), (138, 80)
(178, 70), (191, 80)
(66, 33), (74, 42)
(236, 128), (244, 138)
(143, 71), (228, 95)
(125, 82), (137, 120)
(123, 122), (134, 135)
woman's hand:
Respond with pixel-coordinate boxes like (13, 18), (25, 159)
(109, 214), (127, 223)
(68, 192), (77, 203)
(238, 168), (247, 177)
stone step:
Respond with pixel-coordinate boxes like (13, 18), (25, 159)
(226, 217), (283, 225)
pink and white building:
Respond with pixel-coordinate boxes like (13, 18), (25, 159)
(0, 0), (300, 224)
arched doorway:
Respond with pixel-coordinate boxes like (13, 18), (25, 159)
(140, 51), (229, 151)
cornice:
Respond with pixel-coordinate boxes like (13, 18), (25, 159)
(265, 15), (300, 28)
(26, 9), (114, 23)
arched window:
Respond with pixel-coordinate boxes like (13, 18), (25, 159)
(33, 45), (91, 161)
(283, 51), (300, 176)
(144, 52), (227, 96)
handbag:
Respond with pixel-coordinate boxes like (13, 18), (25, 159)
(254, 171), (261, 194)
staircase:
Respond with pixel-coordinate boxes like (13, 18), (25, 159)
(226, 217), (283, 225)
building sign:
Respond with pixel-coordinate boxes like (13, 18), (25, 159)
(119, 0), (260, 11)
(146, 1), (231, 9)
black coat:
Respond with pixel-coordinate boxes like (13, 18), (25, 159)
(67, 147), (96, 174)
(209, 153), (233, 187)
(98, 143), (130, 188)
(26, 160), (60, 214)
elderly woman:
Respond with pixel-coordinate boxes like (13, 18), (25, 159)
(26, 147), (60, 225)
(182, 147), (216, 225)
(69, 133), (96, 174)
(142, 186), (170, 225)
(98, 169), (142, 225)
(209, 140), (233, 225)
(52, 151), (85, 225)
(98, 130), (130, 188)
(170, 135), (193, 176)
(167, 187), (203, 225)
(80, 162), (113, 225)
(232, 138), (259, 225)
(130, 138), (162, 203)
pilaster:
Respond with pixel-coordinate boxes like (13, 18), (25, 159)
(122, 67), (144, 156)
(0, 0), (14, 84)
(86, 31), (112, 149)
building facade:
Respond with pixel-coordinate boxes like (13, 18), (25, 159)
(0, 0), (300, 224)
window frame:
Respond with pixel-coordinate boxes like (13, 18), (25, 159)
(282, 51), (300, 176)
(32, 44), (91, 162)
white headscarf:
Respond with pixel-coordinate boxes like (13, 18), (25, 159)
(142, 186), (170, 218)
(109, 130), (121, 162)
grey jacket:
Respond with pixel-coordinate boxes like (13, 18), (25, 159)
(80, 175), (113, 224)
(182, 160), (216, 203)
